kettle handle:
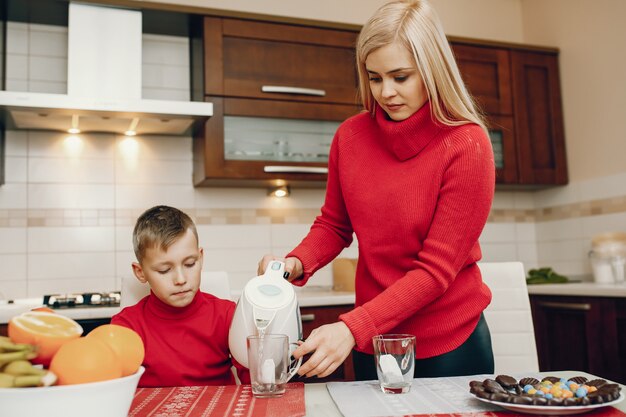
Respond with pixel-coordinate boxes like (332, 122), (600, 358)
(264, 260), (286, 280)
(286, 342), (303, 382)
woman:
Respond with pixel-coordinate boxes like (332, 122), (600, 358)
(258, 0), (495, 380)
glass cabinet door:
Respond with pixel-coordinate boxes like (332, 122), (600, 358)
(487, 115), (517, 184)
(224, 116), (340, 164)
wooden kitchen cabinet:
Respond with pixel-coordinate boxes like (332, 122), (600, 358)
(201, 17), (358, 105)
(292, 304), (355, 382)
(193, 97), (355, 187)
(193, 16), (360, 187)
(511, 51), (568, 185)
(529, 295), (625, 384)
(452, 44), (513, 115)
(451, 40), (568, 187)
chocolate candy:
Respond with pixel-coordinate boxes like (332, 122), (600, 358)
(470, 375), (621, 407)
(563, 397), (579, 406)
(496, 375), (518, 389)
(547, 398), (564, 406)
(469, 380), (483, 389)
(483, 379), (506, 393)
(491, 392), (511, 402)
(511, 395), (534, 405)
(570, 376), (588, 384)
(587, 379), (607, 388)
(518, 377), (539, 387)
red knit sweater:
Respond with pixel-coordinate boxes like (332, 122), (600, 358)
(288, 103), (495, 358)
(111, 291), (249, 387)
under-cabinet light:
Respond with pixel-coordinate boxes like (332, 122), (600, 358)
(268, 185), (290, 198)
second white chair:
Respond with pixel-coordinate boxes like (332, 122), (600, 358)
(479, 261), (539, 374)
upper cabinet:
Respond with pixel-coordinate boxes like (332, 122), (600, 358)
(193, 17), (360, 187)
(203, 17), (358, 105)
(510, 50), (568, 185)
(191, 14), (568, 188)
(452, 41), (568, 186)
(453, 44), (512, 115)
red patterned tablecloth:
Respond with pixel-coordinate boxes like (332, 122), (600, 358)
(128, 383), (305, 417)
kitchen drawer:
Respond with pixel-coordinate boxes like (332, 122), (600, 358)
(293, 304), (355, 382)
(203, 17), (359, 106)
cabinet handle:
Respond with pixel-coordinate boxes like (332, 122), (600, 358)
(261, 85), (326, 97)
(264, 165), (328, 174)
(301, 314), (316, 322)
(537, 301), (591, 311)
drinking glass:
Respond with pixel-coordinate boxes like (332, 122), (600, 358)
(247, 334), (301, 398)
(372, 334), (415, 394)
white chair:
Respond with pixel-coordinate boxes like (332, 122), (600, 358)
(120, 271), (232, 308)
(478, 262), (539, 374)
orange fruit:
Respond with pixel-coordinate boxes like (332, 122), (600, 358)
(49, 337), (123, 385)
(8, 311), (83, 366)
(31, 306), (55, 313)
(87, 324), (145, 376)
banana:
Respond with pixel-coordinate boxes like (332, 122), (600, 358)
(14, 372), (57, 387)
(0, 338), (35, 353)
(3, 360), (46, 376)
(0, 372), (15, 388)
(0, 350), (38, 366)
(0, 371), (57, 388)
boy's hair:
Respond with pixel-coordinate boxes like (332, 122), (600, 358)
(133, 205), (198, 262)
(356, 0), (487, 133)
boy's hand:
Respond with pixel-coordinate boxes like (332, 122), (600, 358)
(257, 254), (303, 282)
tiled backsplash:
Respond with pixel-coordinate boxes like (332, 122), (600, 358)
(1, 22), (625, 299)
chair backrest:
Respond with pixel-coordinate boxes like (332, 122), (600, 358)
(120, 271), (232, 308)
(478, 261), (539, 374)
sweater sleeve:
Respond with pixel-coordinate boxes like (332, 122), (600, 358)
(339, 125), (495, 350)
(287, 129), (354, 284)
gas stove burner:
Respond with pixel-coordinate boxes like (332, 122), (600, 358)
(43, 291), (121, 309)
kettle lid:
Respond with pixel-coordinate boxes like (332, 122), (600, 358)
(243, 261), (295, 310)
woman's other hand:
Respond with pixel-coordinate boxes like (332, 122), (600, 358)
(293, 321), (355, 378)
(257, 254), (303, 282)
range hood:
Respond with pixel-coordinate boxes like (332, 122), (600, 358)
(0, 2), (211, 136)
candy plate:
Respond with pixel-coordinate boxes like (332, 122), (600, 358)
(471, 392), (624, 415)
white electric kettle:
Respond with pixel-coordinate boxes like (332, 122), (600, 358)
(229, 260), (302, 368)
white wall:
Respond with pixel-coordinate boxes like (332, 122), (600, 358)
(2, 1), (625, 299)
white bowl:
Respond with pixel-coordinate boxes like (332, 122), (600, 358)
(0, 366), (144, 417)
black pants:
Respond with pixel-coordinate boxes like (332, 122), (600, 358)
(353, 313), (494, 380)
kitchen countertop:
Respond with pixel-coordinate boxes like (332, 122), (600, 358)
(527, 281), (626, 297)
(0, 287), (355, 324)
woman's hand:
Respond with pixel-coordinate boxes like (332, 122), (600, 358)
(257, 254), (303, 282)
(293, 321), (355, 378)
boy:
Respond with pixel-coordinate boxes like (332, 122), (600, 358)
(111, 205), (249, 387)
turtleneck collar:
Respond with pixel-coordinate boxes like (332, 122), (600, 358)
(374, 101), (443, 161)
(145, 289), (204, 320)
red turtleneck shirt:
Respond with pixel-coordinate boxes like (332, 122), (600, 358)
(288, 103), (495, 358)
(111, 291), (249, 387)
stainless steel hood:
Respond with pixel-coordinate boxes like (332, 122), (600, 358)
(0, 2), (211, 136)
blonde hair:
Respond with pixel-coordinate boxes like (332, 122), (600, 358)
(356, 0), (487, 132)
(133, 205), (198, 262)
